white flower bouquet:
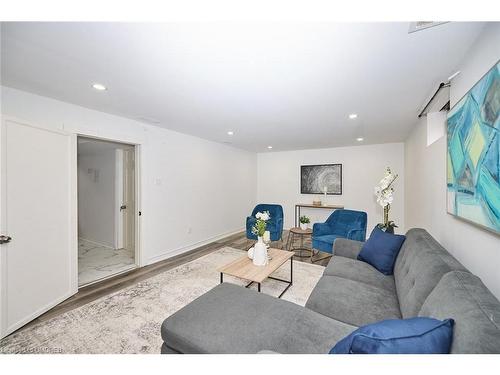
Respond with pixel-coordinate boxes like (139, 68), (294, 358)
(252, 211), (271, 237)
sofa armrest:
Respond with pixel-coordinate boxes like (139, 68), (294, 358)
(333, 238), (364, 259)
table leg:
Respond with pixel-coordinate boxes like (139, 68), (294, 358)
(258, 283), (261, 292)
(270, 257), (294, 298)
(300, 234), (304, 256)
(220, 273), (223, 284)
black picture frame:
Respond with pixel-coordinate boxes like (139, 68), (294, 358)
(300, 164), (343, 195)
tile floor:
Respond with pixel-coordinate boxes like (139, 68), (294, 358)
(78, 239), (136, 286)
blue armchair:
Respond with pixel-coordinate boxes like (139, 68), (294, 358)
(246, 204), (284, 242)
(312, 209), (367, 254)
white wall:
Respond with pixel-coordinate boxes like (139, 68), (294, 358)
(405, 23), (500, 299)
(1, 86), (257, 265)
(257, 143), (405, 235)
(77, 149), (117, 248)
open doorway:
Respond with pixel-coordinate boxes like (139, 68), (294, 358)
(77, 136), (137, 286)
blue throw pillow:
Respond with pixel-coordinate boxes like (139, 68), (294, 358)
(329, 317), (455, 354)
(357, 227), (406, 275)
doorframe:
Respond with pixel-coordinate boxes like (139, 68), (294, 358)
(76, 133), (143, 270)
(0, 116), (78, 337)
(121, 148), (136, 254)
(114, 149), (125, 250)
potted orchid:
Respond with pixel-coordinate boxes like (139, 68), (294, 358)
(251, 211), (271, 266)
(374, 167), (398, 233)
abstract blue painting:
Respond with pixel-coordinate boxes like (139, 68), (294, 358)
(447, 61), (500, 234)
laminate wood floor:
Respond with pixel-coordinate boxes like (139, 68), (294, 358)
(16, 229), (329, 333)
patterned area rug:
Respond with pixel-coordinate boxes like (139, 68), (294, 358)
(0, 247), (324, 354)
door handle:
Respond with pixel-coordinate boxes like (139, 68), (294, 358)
(0, 235), (12, 244)
(120, 205), (127, 211)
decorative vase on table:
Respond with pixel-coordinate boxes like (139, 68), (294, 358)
(252, 236), (268, 266)
(247, 247), (254, 259)
(300, 222), (308, 230)
(251, 211), (271, 266)
(263, 230), (271, 244)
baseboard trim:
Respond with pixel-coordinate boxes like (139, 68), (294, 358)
(145, 228), (245, 266)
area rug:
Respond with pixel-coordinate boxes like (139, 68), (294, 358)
(0, 247), (324, 354)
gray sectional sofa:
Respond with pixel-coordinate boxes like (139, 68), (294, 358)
(160, 228), (500, 353)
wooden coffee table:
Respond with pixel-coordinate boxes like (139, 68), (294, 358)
(218, 248), (293, 298)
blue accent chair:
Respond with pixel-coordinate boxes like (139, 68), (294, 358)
(312, 209), (367, 254)
(246, 204), (284, 242)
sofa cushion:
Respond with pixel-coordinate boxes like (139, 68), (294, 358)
(305, 276), (401, 327)
(313, 234), (341, 253)
(161, 283), (357, 354)
(357, 227), (406, 275)
(329, 317), (454, 354)
(324, 256), (396, 293)
(419, 271), (500, 353)
(393, 228), (467, 318)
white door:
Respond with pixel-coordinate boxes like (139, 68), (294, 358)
(0, 119), (77, 338)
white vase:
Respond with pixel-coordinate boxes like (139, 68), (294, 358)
(252, 236), (268, 266)
(247, 247), (254, 259)
(300, 222), (308, 230)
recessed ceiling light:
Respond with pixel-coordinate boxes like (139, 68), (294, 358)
(356, 137), (364, 142)
(92, 83), (107, 91)
(267, 146), (273, 149)
(349, 113), (358, 119)
(227, 131), (234, 136)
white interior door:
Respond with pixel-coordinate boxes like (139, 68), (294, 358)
(0, 119), (77, 338)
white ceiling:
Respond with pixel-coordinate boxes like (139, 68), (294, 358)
(1, 22), (486, 152)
